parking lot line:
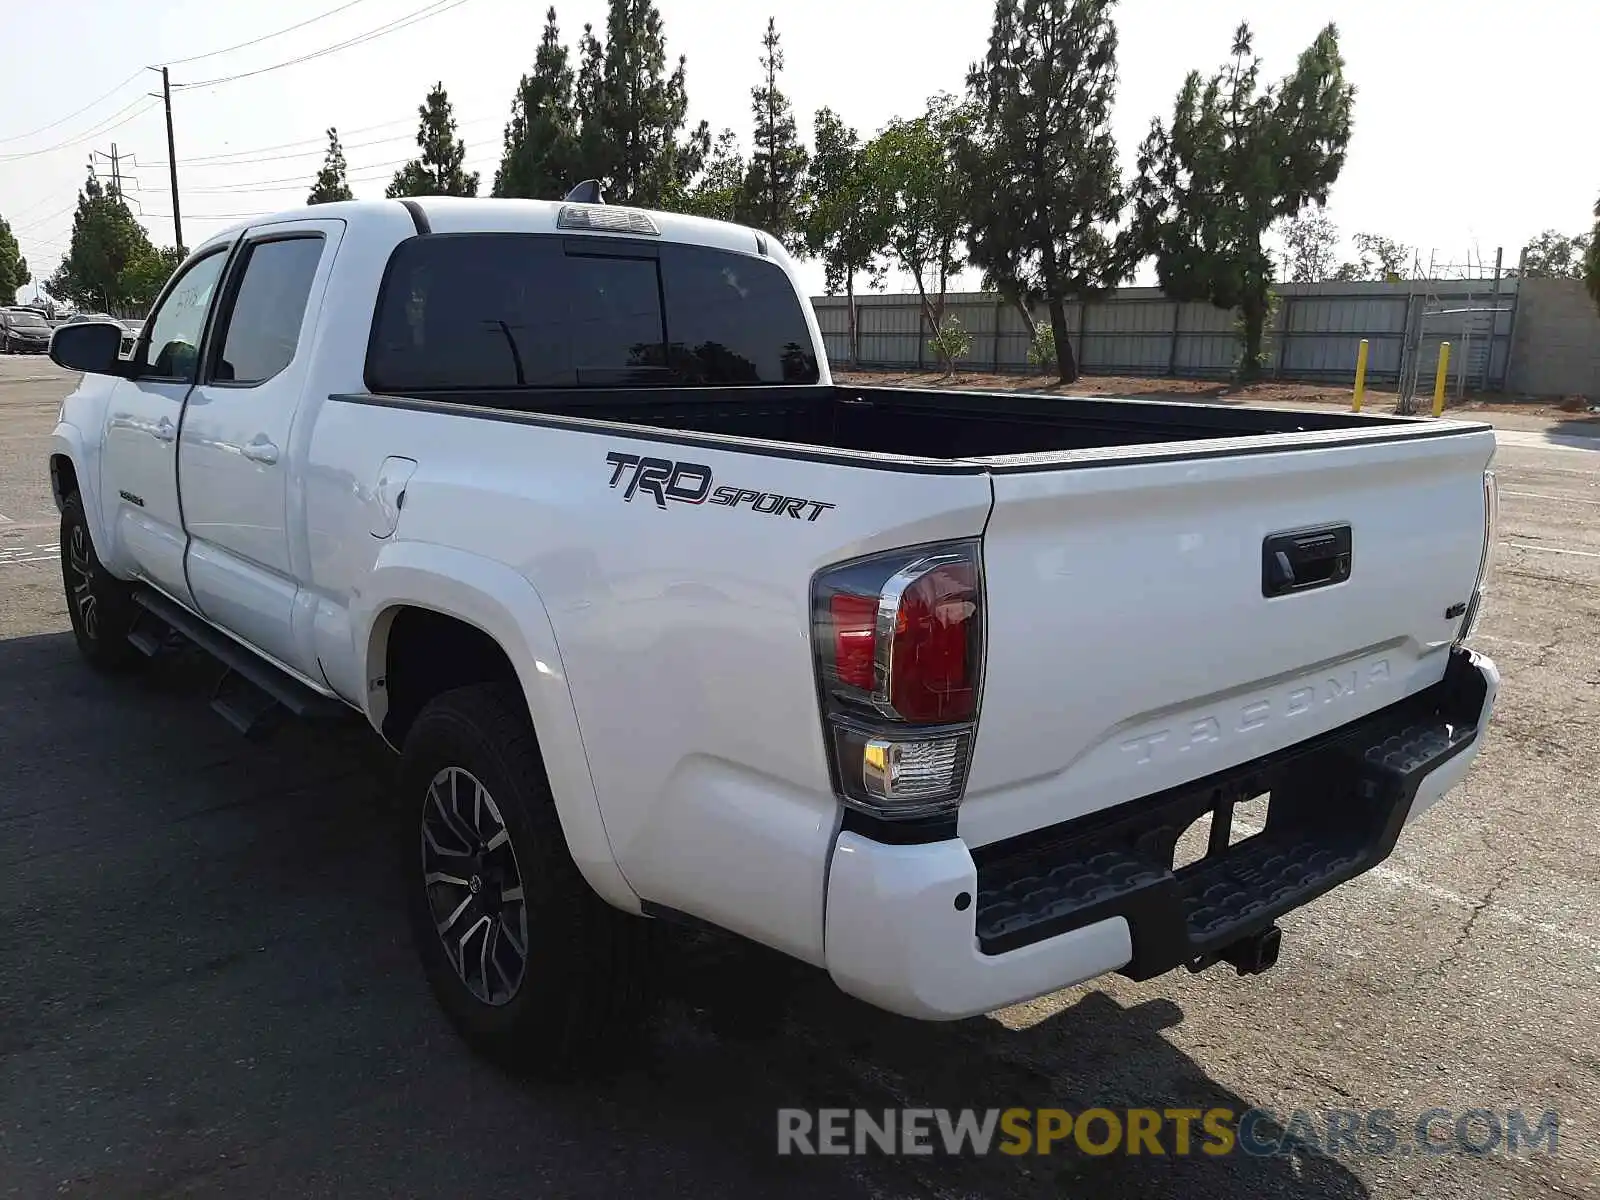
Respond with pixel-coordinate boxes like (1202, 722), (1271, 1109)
(1501, 490), (1600, 505)
(1503, 542), (1600, 558)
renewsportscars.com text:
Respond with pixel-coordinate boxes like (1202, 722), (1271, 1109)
(776, 1107), (1560, 1159)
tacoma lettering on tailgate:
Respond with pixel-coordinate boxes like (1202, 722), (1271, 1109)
(604, 451), (836, 521)
(1120, 659), (1393, 766)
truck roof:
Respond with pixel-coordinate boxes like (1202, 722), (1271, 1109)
(194, 196), (788, 265)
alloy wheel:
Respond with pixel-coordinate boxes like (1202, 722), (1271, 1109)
(68, 525), (99, 641)
(420, 766), (530, 1006)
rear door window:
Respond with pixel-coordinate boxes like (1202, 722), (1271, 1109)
(366, 232), (819, 393)
(210, 236), (324, 385)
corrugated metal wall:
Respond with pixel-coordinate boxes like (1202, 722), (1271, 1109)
(814, 279), (1521, 389)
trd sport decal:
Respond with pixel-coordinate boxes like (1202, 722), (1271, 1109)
(605, 452), (836, 521)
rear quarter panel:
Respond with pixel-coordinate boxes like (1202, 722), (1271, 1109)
(319, 401), (993, 965)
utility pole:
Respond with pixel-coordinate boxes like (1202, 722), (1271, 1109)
(147, 66), (183, 255)
(161, 67), (182, 255)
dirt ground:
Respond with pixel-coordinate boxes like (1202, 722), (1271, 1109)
(835, 369), (1600, 423)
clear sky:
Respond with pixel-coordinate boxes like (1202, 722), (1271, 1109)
(2, 0), (1592, 303)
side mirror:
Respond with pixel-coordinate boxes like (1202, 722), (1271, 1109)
(49, 321), (129, 376)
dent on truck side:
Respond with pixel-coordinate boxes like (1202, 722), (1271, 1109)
(356, 539), (642, 914)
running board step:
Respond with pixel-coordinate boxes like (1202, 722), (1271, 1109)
(129, 589), (349, 729)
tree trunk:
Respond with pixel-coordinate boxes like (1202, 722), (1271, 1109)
(846, 272), (858, 368)
(1239, 298), (1265, 382)
(1048, 295), (1078, 384)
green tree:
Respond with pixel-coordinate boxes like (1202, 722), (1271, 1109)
(737, 18), (808, 240)
(681, 129), (745, 220)
(863, 93), (977, 369)
(573, 0), (708, 207)
(0, 215), (28, 303)
(1586, 194), (1600, 315)
(800, 108), (886, 366)
(1279, 210), (1338, 282)
(1517, 228), (1593, 279)
(44, 171), (160, 310)
(965, 0), (1126, 383)
(121, 245), (185, 304)
(387, 83), (480, 198)
(1332, 232), (1413, 281)
(1130, 23), (1355, 379)
(493, 6), (579, 199)
(308, 128), (355, 204)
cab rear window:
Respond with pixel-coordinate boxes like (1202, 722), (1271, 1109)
(365, 233), (820, 392)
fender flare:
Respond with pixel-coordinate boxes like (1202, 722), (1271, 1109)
(357, 542), (640, 913)
(49, 424), (103, 538)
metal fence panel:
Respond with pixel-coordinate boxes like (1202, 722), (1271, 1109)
(813, 280), (1521, 390)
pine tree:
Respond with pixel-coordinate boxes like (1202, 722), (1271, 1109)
(387, 83), (480, 199)
(307, 128), (355, 204)
(493, 7), (579, 199)
(737, 18), (808, 240)
(1130, 23), (1354, 379)
(682, 129), (745, 221)
(571, 0), (705, 207)
(44, 171), (159, 309)
(0, 214), (28, 304)
(965, 0), (1125, 382)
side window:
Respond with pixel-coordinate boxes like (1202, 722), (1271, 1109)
(211, 237), (324, 385)
(138, 250), (229, 380)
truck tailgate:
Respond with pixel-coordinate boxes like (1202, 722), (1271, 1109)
(961, 424), (1496, 848)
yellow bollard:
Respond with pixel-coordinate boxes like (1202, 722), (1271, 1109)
(1432, 342), (1452, 417)
(1352, 339), (1369, 412)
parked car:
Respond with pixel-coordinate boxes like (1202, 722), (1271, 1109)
(1, 307), (53, 353)
(45, 196), (1502, 1078)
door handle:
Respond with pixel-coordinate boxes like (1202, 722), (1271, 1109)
(241, 437), (280, 465)
(152, 417), (177, 443)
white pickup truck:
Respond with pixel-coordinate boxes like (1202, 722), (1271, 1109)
(48, 195), (1500, 1076)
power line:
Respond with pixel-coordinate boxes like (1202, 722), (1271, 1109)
(0, 70), (145, 147)
(159, 0), (379, 67)
(134, 114), (501, 170)
(0, 97), (159, 163)
(174, 0), (477, 89)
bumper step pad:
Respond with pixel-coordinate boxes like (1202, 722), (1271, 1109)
(973, 650), (1489, 977)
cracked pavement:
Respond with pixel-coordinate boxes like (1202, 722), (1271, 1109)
(1, 357), (1597, 1198)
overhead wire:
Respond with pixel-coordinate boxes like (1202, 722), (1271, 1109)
(0, 97), (160, 163)
(0, 70), (146, 147)
(159, 0), (380, 67)
(173, 0), (478, 89)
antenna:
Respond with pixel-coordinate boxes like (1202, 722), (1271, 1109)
(563, 180), (605, 205)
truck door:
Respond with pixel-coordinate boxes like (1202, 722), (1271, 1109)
(177, 218), (342, 681)
(98, 246), (232, 607)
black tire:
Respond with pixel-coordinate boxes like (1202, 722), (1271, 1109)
(60, 492), (143, 673)
(400, 683), (656, 1078)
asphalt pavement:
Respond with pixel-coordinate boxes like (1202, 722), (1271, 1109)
(2, 356), (1597, 1199)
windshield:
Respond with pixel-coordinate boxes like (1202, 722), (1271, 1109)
(7, 312), (46, 329)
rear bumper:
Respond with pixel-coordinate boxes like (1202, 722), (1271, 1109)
(823, 647), (1498, 1020)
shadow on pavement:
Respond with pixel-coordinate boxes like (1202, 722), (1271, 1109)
(0, 631), (1370, 1199)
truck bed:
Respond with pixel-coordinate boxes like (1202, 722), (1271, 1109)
(373, 383), (1427, 464)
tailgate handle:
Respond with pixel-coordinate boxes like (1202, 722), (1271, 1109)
(1262, 525), (1352, 598)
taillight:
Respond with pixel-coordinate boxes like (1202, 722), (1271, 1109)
(811, 541), (984, 821)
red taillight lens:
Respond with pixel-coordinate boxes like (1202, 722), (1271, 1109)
(830, 593), (879, 690)
(811, 541), (985, 820)
(889, 561), (978, 722)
